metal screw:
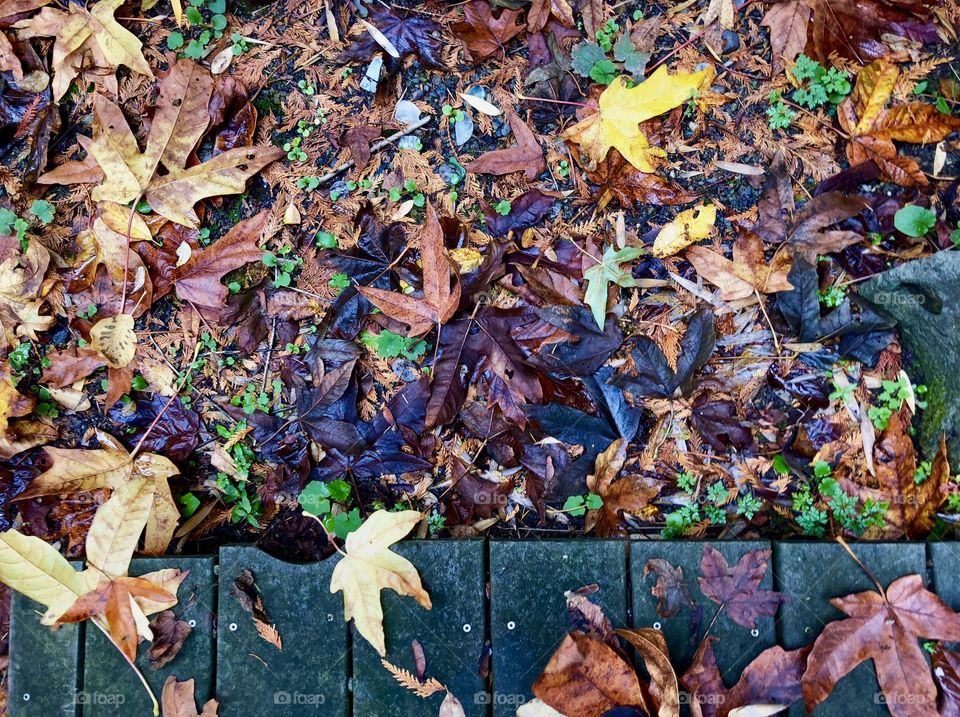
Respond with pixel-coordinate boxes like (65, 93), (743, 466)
(751, 629), (760, 637)
(23, 694), (30, 702)
(463, 623), (472, 633)
(188, 620), (197, 628)
(507, 620), (516, 630)
(653, 622), (662, 630)
(229, 622), (238, 632)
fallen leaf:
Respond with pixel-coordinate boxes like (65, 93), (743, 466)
(761, 0), (811, 75)
(359, 203), (461, 336)
(341, 5), (445, 74)
(802, 572), (960, 716)
(687, 231), (793, 301)
(616, 628), (680, 717)
(439, 692), (466, 717)
(38, 60), (283, 227)
(644, 558), (694, 618)
(587, 149), (698, 211)
(697, 545), (786, 629)
(16, 432), (180, 554)
(161, 676), (219, 717)
(582, 244), (643, 330)
(452, 0), (526, 61)
(585, 438), (659, 536)
(172, 210), (269, 309)
(89, 313), (137, 369)
(14, 0), (152, 99)
(532, 632), (648, 717)
(147, 609), (191, 669)
(653, 204), (717, 258)
(562, 65), (715, 172)
(0, 242), (54, 345)
(329, 510), (431, 656)
(342, 124), (380, 171)
(466, 108), (544, 181)
(682, 636), (808, 717)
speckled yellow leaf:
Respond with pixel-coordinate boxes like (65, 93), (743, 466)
(562, 66), (715, 172)
(852, 60), (899, 135)
(652, 204), (717, 258)
(449, 247), (484, 273)
(90, 314), (137, 368)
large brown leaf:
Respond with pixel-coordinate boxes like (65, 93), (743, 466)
(761, 0), (811, 75)
(585, 438), (659, 536)
(37, 59), (282, 227)
(586, 149), (697, 211)
(452, 0), (526, 61)
(682, 636), (808, 717)
(802, 573), (960, 717)
(172, 210), (269, 309)
(359, 203), (461, 337)
(532, 632), (648, 717)
(686, 231), (793, 300)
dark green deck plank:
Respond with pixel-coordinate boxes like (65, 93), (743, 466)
(489, 539), (628, 717)
(929, 542), (960, 609)
(215, 546), (348, 717)
(80, 557), (216, 717)
(630, 540), (776, 680)
(774, 541), (927, 716)
(352, 540), (486, 717)
(9, 590), (82, 717)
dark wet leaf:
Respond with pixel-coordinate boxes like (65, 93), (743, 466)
(481, 188), (555, 237)
(515, 305), (623, 377)
(644, 559), (693, 618)
(148, 610), (191, 670)
(341, 5), (445, 74)
(612, 308), (715, 398)
(108, 394), (200, 463)
(698, 546), (786, 629)
(690, 394), (753, 452)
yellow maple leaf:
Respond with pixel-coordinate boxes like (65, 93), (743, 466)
(562, 65), (715, 173)
(329, 510), (431, 656)
(652, 204), (717, 258)
(15, 0), (152, 100)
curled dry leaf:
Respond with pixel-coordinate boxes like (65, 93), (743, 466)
(585, 438), (659, 536)
(452, 0), (526, 61)
(644, 558), (694, 618)
(686, 231), (793, 301)
(89, 313), (137, 369)
(653, 204), (717, 258)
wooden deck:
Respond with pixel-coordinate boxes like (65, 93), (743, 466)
(8, 539), (956, 716)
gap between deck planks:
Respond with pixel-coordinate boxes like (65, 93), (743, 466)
(8, 539), (957, 716)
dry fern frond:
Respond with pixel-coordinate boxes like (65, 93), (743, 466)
(380, 659), (446, 698)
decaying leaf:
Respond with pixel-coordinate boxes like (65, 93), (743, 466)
(466, 108), (545, 181)
(586, 149), (698, 211)
(653, 204), (717, 258)
(14, 0), (152, 99)
(453, 0), (526, 61)
(89, 313), (137, 368)
(15, 432), (180, 554)
(38, 59), (283, 227)
(161, 676), (219, 717)
(0, 242), (54, 346)
(329, 510), (431, 656)
(687, 231), (793, 300)
(644, 558), (694, 618)
(585, 438), (659, 536)
(359, 203), (461, 336)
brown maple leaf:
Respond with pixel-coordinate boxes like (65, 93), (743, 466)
(644, 558), (694, 618)
(686, 230), (793, 301)
(839, 60), (960, 188)
(453, 0), (526, 61)
(802, 573), (960, 717)
(697, 545), (786, 629)
(585, 438), (659, 536)
(839, 416), (948, 539)
(761, 0), (811, 75)
(586, 149), (697, 211)
(172, 210), (270, 309)
(682, 636), (809, 717)
(358, 203), (461, 337)
(466, 108), (545, 182)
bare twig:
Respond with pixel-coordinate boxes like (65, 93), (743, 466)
(317, 115), (432, 185)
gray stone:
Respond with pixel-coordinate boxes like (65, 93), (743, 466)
(81, 557), (216, 717)
(489, 539), (628, 717)
(8, 586), (82, 717)
(773, 541), (927, 716)
(215, 546), (348, 717)
(860, 252), (960, 469)
(630, 540), (776, 680)
(929, 542), (960, 609)
(352, 541), (486, 717)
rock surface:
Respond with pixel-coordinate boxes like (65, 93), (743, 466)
(860, 251), (960, 469)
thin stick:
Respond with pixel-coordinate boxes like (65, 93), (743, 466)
(837, 535), (886, 599)
(92, 618), (159, 715)
(754, 289), (781, 355)
(260, 318), (277, 393)
(317, 116), (432, 185)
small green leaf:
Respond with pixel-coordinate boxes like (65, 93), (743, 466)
(562, 495), (587, 517)
(894, 205), (936, 237)
(167, 31), (185, 50)
(28, 200), (55, 225)
(571, 41), (607, 79)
